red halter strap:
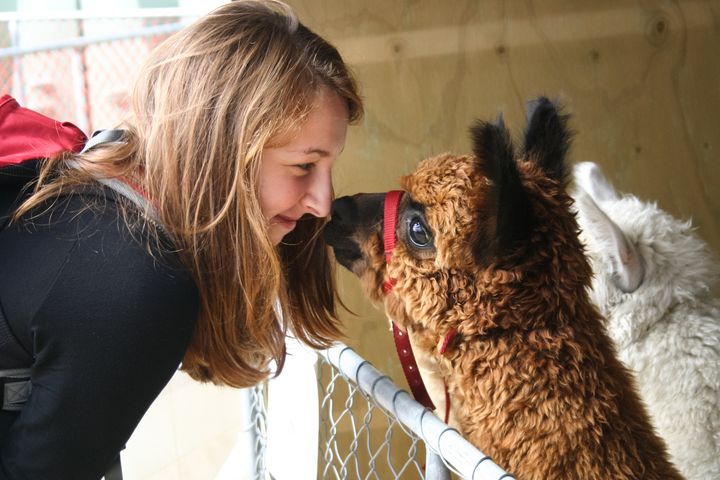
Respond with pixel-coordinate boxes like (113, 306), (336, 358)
(382, 190), (436, 410)
(383, 190), (403, 263)
(391, 323), (436, 409)
(382, 190), (457, 421)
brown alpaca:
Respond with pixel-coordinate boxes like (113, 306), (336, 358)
(324, 98), (684, 479)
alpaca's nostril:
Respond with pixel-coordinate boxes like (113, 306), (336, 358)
(330, 196), (358, 225)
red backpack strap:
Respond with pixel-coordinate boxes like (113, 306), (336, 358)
(0, 94), (87, 168)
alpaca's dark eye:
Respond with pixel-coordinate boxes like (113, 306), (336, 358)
(408, 217), (431, 247)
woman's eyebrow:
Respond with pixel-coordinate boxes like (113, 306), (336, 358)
(286, 146), (344, 156)
(300, 147), (331, 156)
(282, 147), (331, 157)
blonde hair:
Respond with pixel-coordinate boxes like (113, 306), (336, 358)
(16, 0), (363, 387)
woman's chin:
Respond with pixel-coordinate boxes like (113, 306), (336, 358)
(269, 222), (296, 245)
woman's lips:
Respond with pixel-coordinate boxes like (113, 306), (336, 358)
(274, 215), (297, 230)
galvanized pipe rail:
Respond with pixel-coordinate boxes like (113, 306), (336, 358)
(320, 343), (514, 480)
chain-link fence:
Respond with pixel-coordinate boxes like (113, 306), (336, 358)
(313, 344), (512, 480)
(0, 10), (209, 133)
(249, 383), (270, 478)
(318, 351), (426, 479)
(253, 341), (513, 480)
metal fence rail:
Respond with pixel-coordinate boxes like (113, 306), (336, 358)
(317, 344), (512, 480)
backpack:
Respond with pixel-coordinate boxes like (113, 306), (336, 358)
(1, 95), (127, 479)
(0, 95), (127, 409)
(1, 94), (87, 411)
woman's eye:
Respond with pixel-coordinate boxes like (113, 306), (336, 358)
(295, 163), (314, 172)
(408, 217), (431, 247)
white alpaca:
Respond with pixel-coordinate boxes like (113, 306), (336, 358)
(572, 161), (720, 479)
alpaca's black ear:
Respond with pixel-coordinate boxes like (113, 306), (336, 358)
(522, 97), (572, 182)
(470, 116), (533, 264)
(471, 114), (514, 183)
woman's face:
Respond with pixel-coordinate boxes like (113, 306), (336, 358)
(260, 88), (349, 245)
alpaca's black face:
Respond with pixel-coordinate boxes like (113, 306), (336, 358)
(324, 192), (436, 278)
(322, 192), (383, 274)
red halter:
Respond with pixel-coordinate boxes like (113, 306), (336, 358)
(382, 190), (403, 294)
(382, 190), (455, 422)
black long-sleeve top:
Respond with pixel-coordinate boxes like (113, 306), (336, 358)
(0, 169), (199, 479)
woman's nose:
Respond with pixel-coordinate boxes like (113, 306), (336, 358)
(303, 169), (333, 218)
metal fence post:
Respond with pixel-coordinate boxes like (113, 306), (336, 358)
(426, 451), (451, 480)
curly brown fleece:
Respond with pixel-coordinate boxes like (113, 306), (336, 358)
(324, 98), (683, 479)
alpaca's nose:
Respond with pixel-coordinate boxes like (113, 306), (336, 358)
(330, 193), (386, 229)
(330, 196), (359, 227)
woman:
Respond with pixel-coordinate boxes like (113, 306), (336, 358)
(0, 1), (362, 477)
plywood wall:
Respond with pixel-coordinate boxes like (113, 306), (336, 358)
(290, 0), (719, 403)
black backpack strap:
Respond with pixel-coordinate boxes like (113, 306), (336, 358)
(0, 303), (32, 369)
(104, 455), (124, 480)
(0, 326), (32, 413)
(0, 368), (31, 412)
(80, 129), (125, 154)
(76, 129), (163, 228)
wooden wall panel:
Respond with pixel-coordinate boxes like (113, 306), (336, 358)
(290, 0), (720, 413)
